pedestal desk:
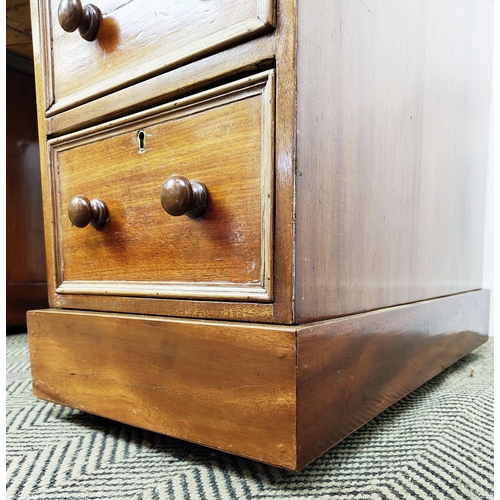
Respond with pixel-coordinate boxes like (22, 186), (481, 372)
(28, 0), (492, 470)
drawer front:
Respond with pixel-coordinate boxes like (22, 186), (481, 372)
(48, 71), (274, 302)
(39, 0), (275, 115)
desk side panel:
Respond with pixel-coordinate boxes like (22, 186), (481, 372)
(295, 0), (493, 322)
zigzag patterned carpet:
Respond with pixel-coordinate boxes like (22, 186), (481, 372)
(6, 333), (494, 499)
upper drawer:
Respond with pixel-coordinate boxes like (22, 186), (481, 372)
(47, 71), (275, 303)
(37, 0), (275, 115)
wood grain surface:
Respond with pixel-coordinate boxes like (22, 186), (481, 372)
(295, 289), (490, 469)
(49, 72), (274, 302)
(31, 0), (297, 323)
(271, 0), (298, 325)
(45, 35), (276, 136)
(41, 0), (275, 115)
(28, 290), (488, 470)
(28, 309), (297, 469)
(295, 0), (493, 322)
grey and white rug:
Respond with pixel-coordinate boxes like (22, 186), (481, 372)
(6, 333), (494, 499)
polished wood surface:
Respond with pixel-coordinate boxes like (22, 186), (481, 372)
(6, 68), (48, 325)
(40, 0), (275, 114)
(295, 289), (490, 470)
(271, 0), (297, 325)
(295, 0), (493, 322)
(32, 25), (282, 321)
(28, 309), (297, 469)
(49, 72), (275, 302)
(28, 290), (488, 470)
(44, 35), (276, 136)
(50, 294), (277, 324)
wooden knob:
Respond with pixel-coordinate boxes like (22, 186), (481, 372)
(161, 175), (208, 218)
(58, 0), (101, 41)
(68, 195), (108, 229)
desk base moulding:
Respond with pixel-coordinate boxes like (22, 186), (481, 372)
(27, 289), (489, 471)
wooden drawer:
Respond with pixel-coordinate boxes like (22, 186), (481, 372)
(37, 0), (275, 115)
(47, 71), (274, 302)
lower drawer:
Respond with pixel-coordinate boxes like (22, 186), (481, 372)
(47, 71), (275, 303)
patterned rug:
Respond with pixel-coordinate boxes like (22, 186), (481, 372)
(6, 333), (494, 499)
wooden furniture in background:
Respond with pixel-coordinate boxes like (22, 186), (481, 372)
(28, 0), (492, 470)
(6, 0), (48, 327)
(6, 65), (49, 327)
(6, 0), (33, 60)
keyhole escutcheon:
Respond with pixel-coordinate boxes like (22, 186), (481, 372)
(137, 130), (146, 153)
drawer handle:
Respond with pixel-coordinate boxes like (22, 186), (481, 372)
(68, 195), (108, 229)
(160, 175), (209, 219)
(58, 0), (102, 41)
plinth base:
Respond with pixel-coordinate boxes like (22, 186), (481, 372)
(27, 290), (489, 470)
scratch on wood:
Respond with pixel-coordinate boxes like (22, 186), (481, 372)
(359, 0), (371, 13)
(228, 384), (271, 392)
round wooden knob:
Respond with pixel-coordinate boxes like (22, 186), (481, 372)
(58, 0), (101, 41)
(68, 195), (108, 229)
(160, 175), (208, 218)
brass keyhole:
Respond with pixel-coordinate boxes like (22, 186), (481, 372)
(137, 130), (146, 153)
